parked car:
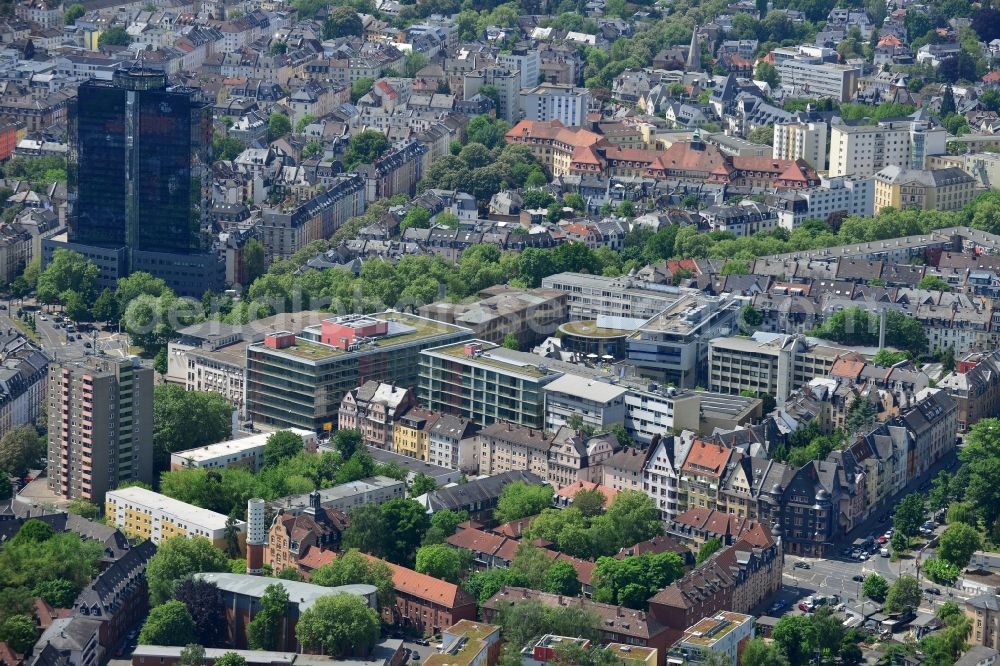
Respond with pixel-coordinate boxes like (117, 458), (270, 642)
(877, 535), (887, 544)
(415, 639), (430, 647)
(794, 561), (811, 569)
(852, 574), (865, 582)
(769, 601), (786, 613)
(925, 587), (941, 595)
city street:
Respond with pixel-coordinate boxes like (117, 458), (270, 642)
(4, 299), (132, 361)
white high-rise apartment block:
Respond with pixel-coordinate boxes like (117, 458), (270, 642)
(520, 83), (591, 127)
(829, 120), (947, 177)
(773, 120), (828, 171)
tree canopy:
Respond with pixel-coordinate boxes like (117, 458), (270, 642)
(146, 537), (229, 605)
(295, 593), (380, 657)
(139, 601), (197, 646)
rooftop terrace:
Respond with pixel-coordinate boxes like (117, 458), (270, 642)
(263, 313), (466, 362)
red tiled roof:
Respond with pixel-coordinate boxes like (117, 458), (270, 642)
(297, 548), (336, 575)
(680, 440), (730, 478)
(447, 528), (506, 555)
(362, 554), (474, 609)
(984, 70), (1000, 83)
(553, 480), (619, 503)
(830, 357), (865, 380)
(492, 517), (536, 538)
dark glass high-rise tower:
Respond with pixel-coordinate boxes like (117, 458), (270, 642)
(56, 65), (224, 296)
(70, 67), (210, 254)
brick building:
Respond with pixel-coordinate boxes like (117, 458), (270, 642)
(648, 524), (781, 635)
(362, 555), (477, 636)
(265, 491), (349, 574)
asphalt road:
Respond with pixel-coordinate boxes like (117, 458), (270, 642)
(6, 300), (131, 361)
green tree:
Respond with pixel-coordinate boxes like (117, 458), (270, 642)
(938, 523), (982, 568)
(36, 249), (98, 307)
(213, 134), (245, 161)
(32, 579), (78, 609)
(872, 349), (909, 367)
(0, 425), (43, 477)
(214, 653), (247, 666)
(422, 509), (469, 545)
(400, 207), (431, 232)
(179, 644), (205, 666)
(918, 275), (951, 291)
(263, 430), (304, 468)
(311, 549), (395, 609)
(959, 418), (1000, 526)
(415, 544), (466, 583)
(139, 601), (197, 645)
(923, 557), (961, 585)
(303, 140), (323, 158)
(66, 498), (100, 520)
(542, 560), (582, 596)
(928, 471), (953, 512)
(64, 3), (85, 23)
(153, 385), (233, 472)
(894, 493), (926, 537)
(267, 113), (291, 142)
(404, 51), (428, 78)
(0, 475), (10, 501)
(295, 593), (380, 657)
(345, 130), (390, 170)
(91, 287), (118, 322)
(772, 615), (815, 666)
(98, 26), (131, 47)
(242, 238), (266, 285)
(409, 473), (437, 497)
(495, 481), (554, 523)
(342, 499), (429, 566)
(0, 615), (37, 655)
(740, 637), (789, 666)
(884, 575), (922, 614)
(351, 78), (374, 104)
(247, 584), (288, 650)
(146, 537), (229, 605)
(322, 6), (363, 38)
(501, 333), (519, 350)
(863, 573), (889, 602)
(754, 61), (780, 86)
(572, 488), (606, 517)
(294, 114), (316, 134)
(696, 537), (723, 565)
(947, 501), (976, 526)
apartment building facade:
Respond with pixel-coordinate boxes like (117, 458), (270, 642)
(246, 313), (471, 431)
(339, 381), (415, 450)
(543, 373), (627, 432)
(427, 414), (478, 472)
(775, 59), (860, 102)
(708, 333), (858, 403)
(105, 486), (247, 548)
(520, 83), (591, 126)
(170, 428), (317, 472)
(775, 176), (874, 230)
(393, 408), (440, 461)
(47, 356), (153, 503)
(873, 165), (976, 215)
(541, 272), (686, 320)
(829, 120), (947, 177)
(773, 120), (827, 171)
(258, 174), (366, 259)
(419, 340), (562, 428)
